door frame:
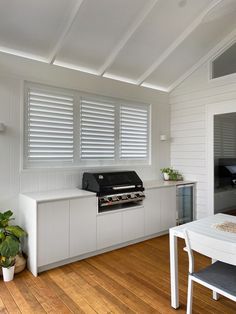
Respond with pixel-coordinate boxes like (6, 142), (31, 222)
(206, 100), (236, 215)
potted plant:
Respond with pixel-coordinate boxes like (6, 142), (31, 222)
(0, 210), (27, 282)
(160, 167), (171, 180)
(160, 167), (183, 181)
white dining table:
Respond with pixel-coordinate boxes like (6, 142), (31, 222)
(169, 213), (236, 309)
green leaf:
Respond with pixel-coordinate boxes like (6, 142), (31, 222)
(0, 220), (9, 228)
(0, 232), (5, 240)
(0, 256), (15, 268)
(2, 210), (13, 220)
(6, 225), (27, 238)
(0, 210), (14, 228)
(0, 235), (19, 257)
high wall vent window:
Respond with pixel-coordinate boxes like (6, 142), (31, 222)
(211, 42), (236, 79)
(24, 83), (150, 169)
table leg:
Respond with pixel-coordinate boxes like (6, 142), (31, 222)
(212, 259), (220, 300)
(170, 230), (179, 309)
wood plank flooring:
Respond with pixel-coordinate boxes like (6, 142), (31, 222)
(0, 235), (235, 313)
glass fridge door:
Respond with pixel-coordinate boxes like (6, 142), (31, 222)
(176, 184), (194, 225)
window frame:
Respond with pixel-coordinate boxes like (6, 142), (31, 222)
(23, 82), (151, 170)
(209, 39), (236, 82)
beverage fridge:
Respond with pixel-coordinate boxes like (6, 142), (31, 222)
(176, 184), (195, 225)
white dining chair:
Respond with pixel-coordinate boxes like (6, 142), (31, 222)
(184, 229), (236, 314)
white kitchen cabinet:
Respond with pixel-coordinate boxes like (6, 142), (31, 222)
(160, 186), (176, 231)
(144, 186), (176, 235)
(123, 206), (145, 242)
(97, 206), (145, 248)
(70, 197), (97, 257)
(19, 183), (190, 277)
(97, 211), (123, 249)
(19, 189), (96, 276)
(144, 189), (161, 236)
(38, 200), (69, 267)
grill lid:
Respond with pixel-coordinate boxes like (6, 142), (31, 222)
(82, 171), (143, 195)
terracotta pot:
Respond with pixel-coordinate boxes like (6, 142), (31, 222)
(14, 254), (27, 274)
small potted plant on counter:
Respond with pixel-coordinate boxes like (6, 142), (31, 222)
(0, 210), (27, 282)
(160, 167), (171, 180)
(160, 167), (183, 181)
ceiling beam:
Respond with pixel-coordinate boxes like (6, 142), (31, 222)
(98, 0), (158, 76)
(0, 46), (48, 63)
(167, 28), (236, 92)
(48, 0), (84, 64)
(136, 0), (224, 85)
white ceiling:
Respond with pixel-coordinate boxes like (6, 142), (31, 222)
(0, 0), (236, 92)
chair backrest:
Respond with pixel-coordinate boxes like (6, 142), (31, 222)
(184, 229), (236, 273)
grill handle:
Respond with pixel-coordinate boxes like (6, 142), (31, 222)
(112, 185), (135, 190)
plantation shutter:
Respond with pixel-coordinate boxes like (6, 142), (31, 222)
(25, 88), (74, 165)
(222, 120), (236, 157)
(214, 116), (236, 158)
(214, 117), (222, 159)
(80, 98), (115, 159)
(120, 104), (149, 159)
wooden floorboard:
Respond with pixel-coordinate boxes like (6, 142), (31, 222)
(0, 235), (235, 313)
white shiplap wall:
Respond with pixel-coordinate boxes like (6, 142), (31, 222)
(0, 77), (21, 212)
(170, 63), (236, 219)
(0, 52), (169, 218)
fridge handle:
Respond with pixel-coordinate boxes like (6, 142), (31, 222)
(177, 184), (194, 189)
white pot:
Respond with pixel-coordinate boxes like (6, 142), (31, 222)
(2, 265), (15, 282)
(163, 173), (169, 181)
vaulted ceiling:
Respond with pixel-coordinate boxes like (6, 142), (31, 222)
(0, 0), (236, 92)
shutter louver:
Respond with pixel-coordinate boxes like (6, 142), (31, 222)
(214, 118), (222, 158)
(120, 105), (149, 159)
(222, 121), (236, 158)
(80, 99), (115, 159)
(26, 89), (74, 163)
(214, 117), (236, 159)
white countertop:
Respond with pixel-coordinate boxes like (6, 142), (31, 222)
(20, 188), (96, 203)
(20, 180), (196, 203)
(144, 180), (196, 190)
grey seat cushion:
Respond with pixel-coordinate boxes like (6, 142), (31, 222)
(192, 261), (236, 297)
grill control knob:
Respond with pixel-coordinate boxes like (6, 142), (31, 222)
(137, 192), (143, 197)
